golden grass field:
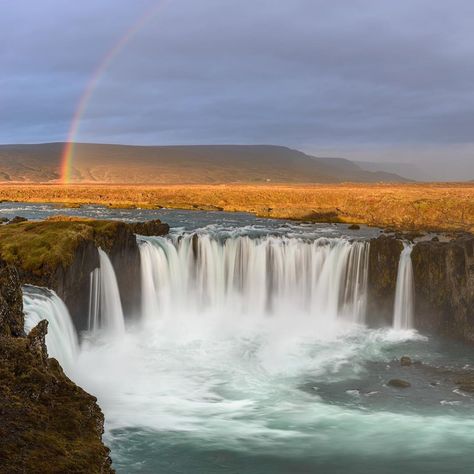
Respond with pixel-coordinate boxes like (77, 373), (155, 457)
(0, 183), (473, 232)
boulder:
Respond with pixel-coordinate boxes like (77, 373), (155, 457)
(130, 219), (170, 236)
(7, 216), (28, 225)
(387, 379), (411, 388)
(400, 356), (412, 367)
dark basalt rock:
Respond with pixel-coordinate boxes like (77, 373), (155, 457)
(411, 234), (474, 343)
(0, 260), (113, 473)
(7, 216), (28, 225)
(0, 260), (24, 337)
(59, 222), (143, 331)
(367, 235), (403, 327)
(27, 319), (49, 364)
(400, 356), (412, 367)
(387, 379), (411, 388)
(130, 219), (170, 236)
(348, 224), (360, 230)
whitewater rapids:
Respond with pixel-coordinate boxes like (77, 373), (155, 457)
(23, 229), (474, 473)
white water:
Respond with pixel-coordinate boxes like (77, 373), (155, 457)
(139, 234), (370, 327)
(393, 243), (415, 330)
(87, 249), (125, 333)
(23, 232), (461, 473)
(23, 286), (79, 374)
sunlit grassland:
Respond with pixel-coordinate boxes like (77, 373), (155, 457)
(0, 183), (472, 232)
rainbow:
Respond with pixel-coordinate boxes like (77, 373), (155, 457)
(60, 1), (170, 184)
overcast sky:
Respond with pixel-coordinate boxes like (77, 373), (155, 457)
(1, 0), (473, 179)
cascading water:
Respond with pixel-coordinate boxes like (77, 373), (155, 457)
(87, 249), (125, 333)
(11, 206), (474, 474)
(139, 234), (370, 325)
(23, 285), (78, 374)
(393, 242), (415, 330)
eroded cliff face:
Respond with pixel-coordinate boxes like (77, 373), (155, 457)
(368, 233), (474, 344)
(0, 260), (113, 474)
(411, 235), (474, 343)
(367, 236), (403, 327)
(5, 218), (169, 331)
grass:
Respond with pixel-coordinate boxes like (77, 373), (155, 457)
(0, 218), (126, 275)
(0, 183), (473, 232)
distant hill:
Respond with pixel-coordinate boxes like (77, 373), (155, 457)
(355, 160), (423, 181)
(0, 143), (409, 184)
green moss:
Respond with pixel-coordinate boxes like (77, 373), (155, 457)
(0, 218), (125, 275)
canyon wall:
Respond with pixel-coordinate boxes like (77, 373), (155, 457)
(411, 235), (474, 343)
(368, 233), (474, 344)
(0, 259), (114, 473)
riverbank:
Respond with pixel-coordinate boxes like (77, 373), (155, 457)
(0, 183), (473, 232)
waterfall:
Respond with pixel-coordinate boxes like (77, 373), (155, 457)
(87, 249), (125, 334)
(23, 285), (78, 374)
(139, 234), (370, 324)
(393, 243), (415, 330)
(88, 268), (100, 331)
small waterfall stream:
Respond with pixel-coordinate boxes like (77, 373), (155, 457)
(393, 243), (415, 330)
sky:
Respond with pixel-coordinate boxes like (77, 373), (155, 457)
(1, 0), (473, 180)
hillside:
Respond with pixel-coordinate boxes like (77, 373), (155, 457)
(0, 143), (409, 184)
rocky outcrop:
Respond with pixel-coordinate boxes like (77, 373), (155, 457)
(51, 221), (141, 331)
(367, 233), (474, 344)
(130, 219), (170, 236)
(0, 259), (113, 473)
(367, 236), (403, 327)
(1, 218), (169, 331)
(411, 234), (474, 343)
(0, 260), (25, 337)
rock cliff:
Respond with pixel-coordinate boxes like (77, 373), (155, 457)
(411, 234), (474, 343)
(0, 218), (169, 331)
(0, 259), (113, 473)
(367, 235), (403, 327)
(368, 233), (474, 344)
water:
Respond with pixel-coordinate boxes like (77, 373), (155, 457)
(88, 249), (126, 334)
(23, 285), (78, 375)
(393, 243), (415, 330)
(139, 234), (369, 326)
(14, 203), (474, 474)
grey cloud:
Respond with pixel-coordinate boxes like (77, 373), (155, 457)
(1, 0), (473, 179)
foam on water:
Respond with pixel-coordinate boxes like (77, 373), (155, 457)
(23, 285), (79, 375)
(18, 223), (474, 473)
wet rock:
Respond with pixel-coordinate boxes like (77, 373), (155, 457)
(411, 234), (474, 343)
(130, 219), (170, 236)
(454, 374), (474, 393)
(7, 216), (28, 225)
(400, 356), (412, 367)
(367, 236), (403, 326)
(192, 233), (199, 260)
(348, 224), (360, 230)
(388, 379), (411, 388)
